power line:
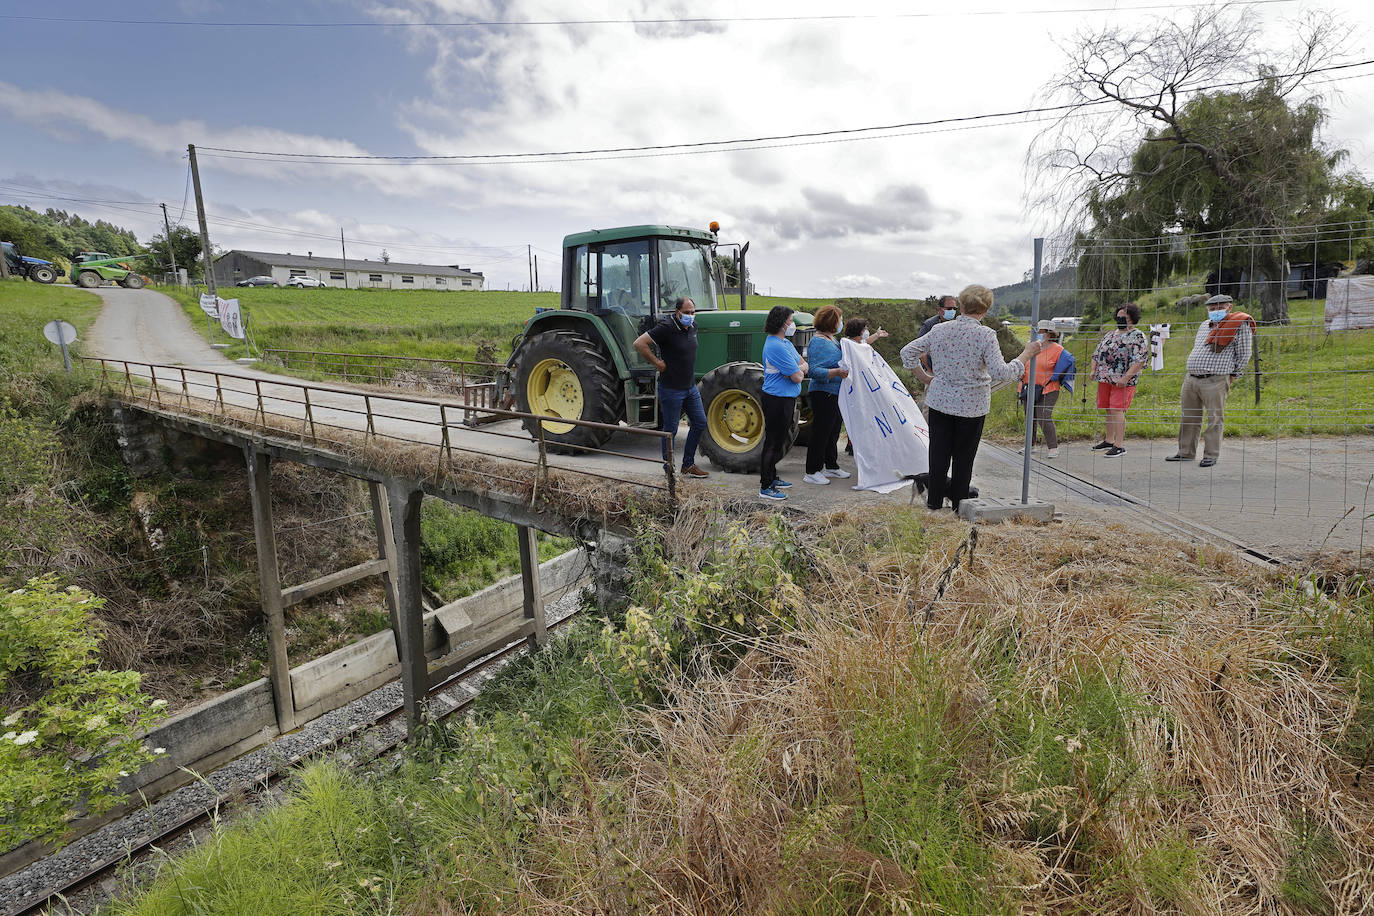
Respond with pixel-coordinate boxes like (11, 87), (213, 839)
(0, 2), (1299, 30)
(193, 58), (1374, 165)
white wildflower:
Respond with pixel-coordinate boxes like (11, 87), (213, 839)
(9, 588), (24, 595)
(84, 714), (108, 731)
(119, 770), (129, 777)
(14, 730), (38, 746)
(2, 712), (19, 727)
(1, 731), (15, 742)
(66, 585), (81, 593)
(150, 699), (167, 710)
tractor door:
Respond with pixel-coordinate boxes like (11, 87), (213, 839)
(589, 239), (656, 371)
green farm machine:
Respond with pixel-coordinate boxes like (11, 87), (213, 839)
(505, 224), (813, 473)
(71, 251), (152, 290)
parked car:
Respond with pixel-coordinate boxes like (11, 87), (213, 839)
(236, 276), (278, 287)
(285, 276), (326, 288)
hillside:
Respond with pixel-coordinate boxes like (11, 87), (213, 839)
(0, 204), (143, 277)
(990, 263), (1082, 318)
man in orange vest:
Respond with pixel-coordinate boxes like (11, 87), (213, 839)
(1165, 294), (1254, 468)
(1018, 320), (1076, 459)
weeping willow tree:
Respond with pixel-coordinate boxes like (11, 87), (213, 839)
(1029, 3), (1374, 324)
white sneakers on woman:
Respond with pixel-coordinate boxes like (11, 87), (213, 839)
(803, 472), (830, 485)
(823, 467), (851, 479)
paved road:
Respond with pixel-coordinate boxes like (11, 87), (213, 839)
(82, 288), (1372, 561)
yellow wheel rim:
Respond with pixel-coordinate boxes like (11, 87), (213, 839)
(707, 389), (764, 453)
(526, 357), (583, 434)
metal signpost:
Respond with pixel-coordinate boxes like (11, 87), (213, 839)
(1021, 237), (1043, 504)
(43, 319), (77, 372)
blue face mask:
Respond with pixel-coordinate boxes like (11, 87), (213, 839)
(943, 309), (957, 320)
(678, 313), (695, 327)
(1208, 309), (1227, 323)
(1036, 332), (1046, 341)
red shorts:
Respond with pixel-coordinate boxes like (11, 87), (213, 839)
(1096, 383), (1136, 410)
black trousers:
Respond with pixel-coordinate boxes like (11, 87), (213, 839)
(760, 392), (794, 490)
(805, 390), (843, 474)
(925, 407), (986, 510)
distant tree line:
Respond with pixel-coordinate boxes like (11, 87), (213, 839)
(0, 204), (202, 280)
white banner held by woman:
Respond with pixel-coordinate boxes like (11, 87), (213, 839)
(838, 338), (929, 492)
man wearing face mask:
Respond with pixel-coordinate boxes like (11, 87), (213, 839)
(1166, 294), (1254, 468)
(634, 297), (710, 479)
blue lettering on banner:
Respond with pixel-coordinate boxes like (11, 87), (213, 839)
(862, 369), (880, 392)
(875, 411), (893, 438)
(893, 403), (908, 425)
(891, 381), (912, 399)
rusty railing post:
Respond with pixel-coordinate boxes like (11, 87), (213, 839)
(178, 367), (191, 409)
(531, 422), (548, 509)
(148, 365), (162, 408)
(363, 394), (375, 450)
(301, 385), (316, 441)
(438, 404), (451, 475)
(213, 372), (226, 416)
(253, 379), (266, 429)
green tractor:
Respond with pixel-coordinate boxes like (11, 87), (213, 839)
(506, 224), (813, 474)
(71, 251), (151, 290)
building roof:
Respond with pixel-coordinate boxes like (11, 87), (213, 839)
(218, 249), (483, 278)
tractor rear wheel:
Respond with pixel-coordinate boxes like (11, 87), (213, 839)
(121, 273), (146, 289)
(27, 265), (57, 284)
(76, 270), (102, 289)
(698, 361), (798, 474)
(513, 328), (623, 454)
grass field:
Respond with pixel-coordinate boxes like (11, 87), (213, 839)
(164, 286), (841, 365)
(0, 279), (103, 411)
(985, 296), (1374, 439)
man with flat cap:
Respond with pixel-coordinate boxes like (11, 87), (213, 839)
(1165, 294), (1254, 468)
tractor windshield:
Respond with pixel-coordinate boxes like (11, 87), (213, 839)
(658, 238), (719, 312)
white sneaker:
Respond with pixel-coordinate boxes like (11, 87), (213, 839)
(802, 472), (830, 485)
(1046, 448), (1059, 459)
(822, 467), (851, 479)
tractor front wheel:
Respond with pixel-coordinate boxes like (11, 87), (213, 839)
(698, 361), (798, 474)
(27, 265), (57, 284)
(121, 273), (146, 290)
(76, 270), (102, 289)
(513, 328), (624, 454)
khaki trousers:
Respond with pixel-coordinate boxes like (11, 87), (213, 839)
(1177, 374), (1230, 460)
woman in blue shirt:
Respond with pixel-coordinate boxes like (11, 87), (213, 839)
(802, 304), (852, 485)
(759, 306), (807, 501)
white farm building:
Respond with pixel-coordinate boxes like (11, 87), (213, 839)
(213, 250), (485, 291)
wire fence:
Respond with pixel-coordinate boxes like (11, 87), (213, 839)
(1009, 223), (1374, 558)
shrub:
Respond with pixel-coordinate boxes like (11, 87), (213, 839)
(0, 577), (166, 850)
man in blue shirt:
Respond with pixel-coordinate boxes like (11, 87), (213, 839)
(633, 297), (710, 478)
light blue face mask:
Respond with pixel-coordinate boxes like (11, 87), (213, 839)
(1208, 309), (1228, 323)
(1036, 332), (1046, 341)
(943, 309), (957, 320)
(678, 313), (695, 327)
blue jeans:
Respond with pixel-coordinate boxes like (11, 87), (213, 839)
(659, 385), (707, 468)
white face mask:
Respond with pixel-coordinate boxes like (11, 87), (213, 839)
(860, 329), (870, 343)
(784, 322), (796, 337)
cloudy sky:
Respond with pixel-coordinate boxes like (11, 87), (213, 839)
(2, 0), (1371, 297)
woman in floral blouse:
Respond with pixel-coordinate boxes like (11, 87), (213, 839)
(902, 284), (1042, 512)
(1088, 302), (1148, 457)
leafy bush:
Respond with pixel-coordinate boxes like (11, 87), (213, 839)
(0, 578), (166, 850)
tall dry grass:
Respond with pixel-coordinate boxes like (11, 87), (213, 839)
(506, 512), (1374, 914)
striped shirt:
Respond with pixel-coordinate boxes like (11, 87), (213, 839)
(1185, 319), (1252, 377)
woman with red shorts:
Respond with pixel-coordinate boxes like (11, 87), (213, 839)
(1088, 302), (1148, 457)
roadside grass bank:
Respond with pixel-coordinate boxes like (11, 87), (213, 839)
(162, 286), (847, 368)
(985, 295), (1374, 440)
(109, 503), (1374, 914)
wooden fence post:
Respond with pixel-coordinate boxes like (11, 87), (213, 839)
(244, 448), (297, 734)
(386, 481), (429, 734)
(517, 524), (548, 649)
(368, 481), (402, 652)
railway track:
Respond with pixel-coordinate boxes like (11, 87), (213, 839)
(6, 610), (580, 916)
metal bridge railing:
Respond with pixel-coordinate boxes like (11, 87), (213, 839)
(258, 348), (508, 423)
(82, 357), (677, 509)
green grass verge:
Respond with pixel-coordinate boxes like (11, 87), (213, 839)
(0, 279), (103, 414)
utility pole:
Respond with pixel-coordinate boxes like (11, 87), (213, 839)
(527, 244), (533, 292)
(533, 254), (539, 292)
(160, 203), (180, 284)
(187, 144), (217, 299)
(340, 228), (349, 289)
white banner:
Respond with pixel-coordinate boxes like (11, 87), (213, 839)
(1149, 323), (1170, 372)
(199, 293), (219, 318)
(838, 338), (929, 492)
(217, 298), (245, 339)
